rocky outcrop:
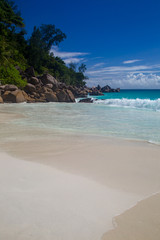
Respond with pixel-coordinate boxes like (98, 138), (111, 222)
(0, 69), (76, 103)
(88, 85), (120, 96)
(101, 85), (120, 93)
(0, 67), (120, 104)
(89, 87), (104, 96)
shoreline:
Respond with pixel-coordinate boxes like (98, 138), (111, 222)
(0, 110), (160, 239)
(102, 192), (160, 240)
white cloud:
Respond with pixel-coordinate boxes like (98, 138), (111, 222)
(123, 59), (141, 64)
(91, 62), (105, 68)
(87, 65), (150, 75)
(125, 73), (160, 88)
(64, 58), (85, 64)
(86, 63), (160, 89)
(50, 46), (89, 64)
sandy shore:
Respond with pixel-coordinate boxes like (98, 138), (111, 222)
(0, 113), (160, 239)
(102, 193), (160, 240)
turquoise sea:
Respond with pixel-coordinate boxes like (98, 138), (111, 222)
(0, 89), (160, 144)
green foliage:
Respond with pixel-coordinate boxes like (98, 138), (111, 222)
(0, 0), (88, 88)
(27, 24), (66, 72)
(0, 63), (27, 87)
(40, 24), (66, 51)
(78, 63), (87, 73)
(0, 0), (24, 28)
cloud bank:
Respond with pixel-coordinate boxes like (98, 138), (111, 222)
(50, 47), (160, 88)
(86, 63), (160, 89)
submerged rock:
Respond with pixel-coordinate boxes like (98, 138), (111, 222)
(79, 98), (94, 103)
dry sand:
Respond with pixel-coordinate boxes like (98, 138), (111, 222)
(0, 114), (160, 240)
(0, 151), (139, 240)
(102, 193), (160, 240)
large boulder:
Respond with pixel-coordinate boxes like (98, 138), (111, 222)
(66, 89), (75, 102)
(24, 83), (36, 94)
(2, 90), (26, 103)
(56, 89), (75, 102)
(21, 91), (29, 101)
(4, 84), (18, 92)
(0, 85), (5, 90)
(28, 77), (39, 85)
(40, 74), (59, 90)
(45, 92), (58, 102)
(0, 96), (3, 103)
(56, 89), (70, 102)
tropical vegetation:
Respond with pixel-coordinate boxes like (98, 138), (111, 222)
(0, 0), (88, 88)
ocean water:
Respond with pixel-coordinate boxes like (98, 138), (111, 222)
(0, 89), (160, 144)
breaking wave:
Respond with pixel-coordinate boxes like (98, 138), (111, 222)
(94, 98), (160, 111)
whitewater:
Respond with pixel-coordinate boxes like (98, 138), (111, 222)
(0, 89), (159, 144)
(94, 98), (160, 111)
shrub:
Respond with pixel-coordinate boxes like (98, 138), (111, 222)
(0, 63), (27, 88)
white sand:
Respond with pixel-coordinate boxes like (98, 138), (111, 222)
(0, 152), (139, 240)
(0, 113), (160, 239)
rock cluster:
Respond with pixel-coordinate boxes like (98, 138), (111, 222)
(0, 67), (75, 103)
(0, 67), (120, 104)
(89, 85), (120, 96)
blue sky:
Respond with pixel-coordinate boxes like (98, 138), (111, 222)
(15, 0), (160, 88)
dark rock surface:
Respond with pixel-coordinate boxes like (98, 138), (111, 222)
(79, 98), (94, 103)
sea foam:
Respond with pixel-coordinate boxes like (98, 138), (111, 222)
(94, 98), (160, 111)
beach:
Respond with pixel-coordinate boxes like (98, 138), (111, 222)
(1, 0), (160, 238)
(0, 107), (160, 240)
